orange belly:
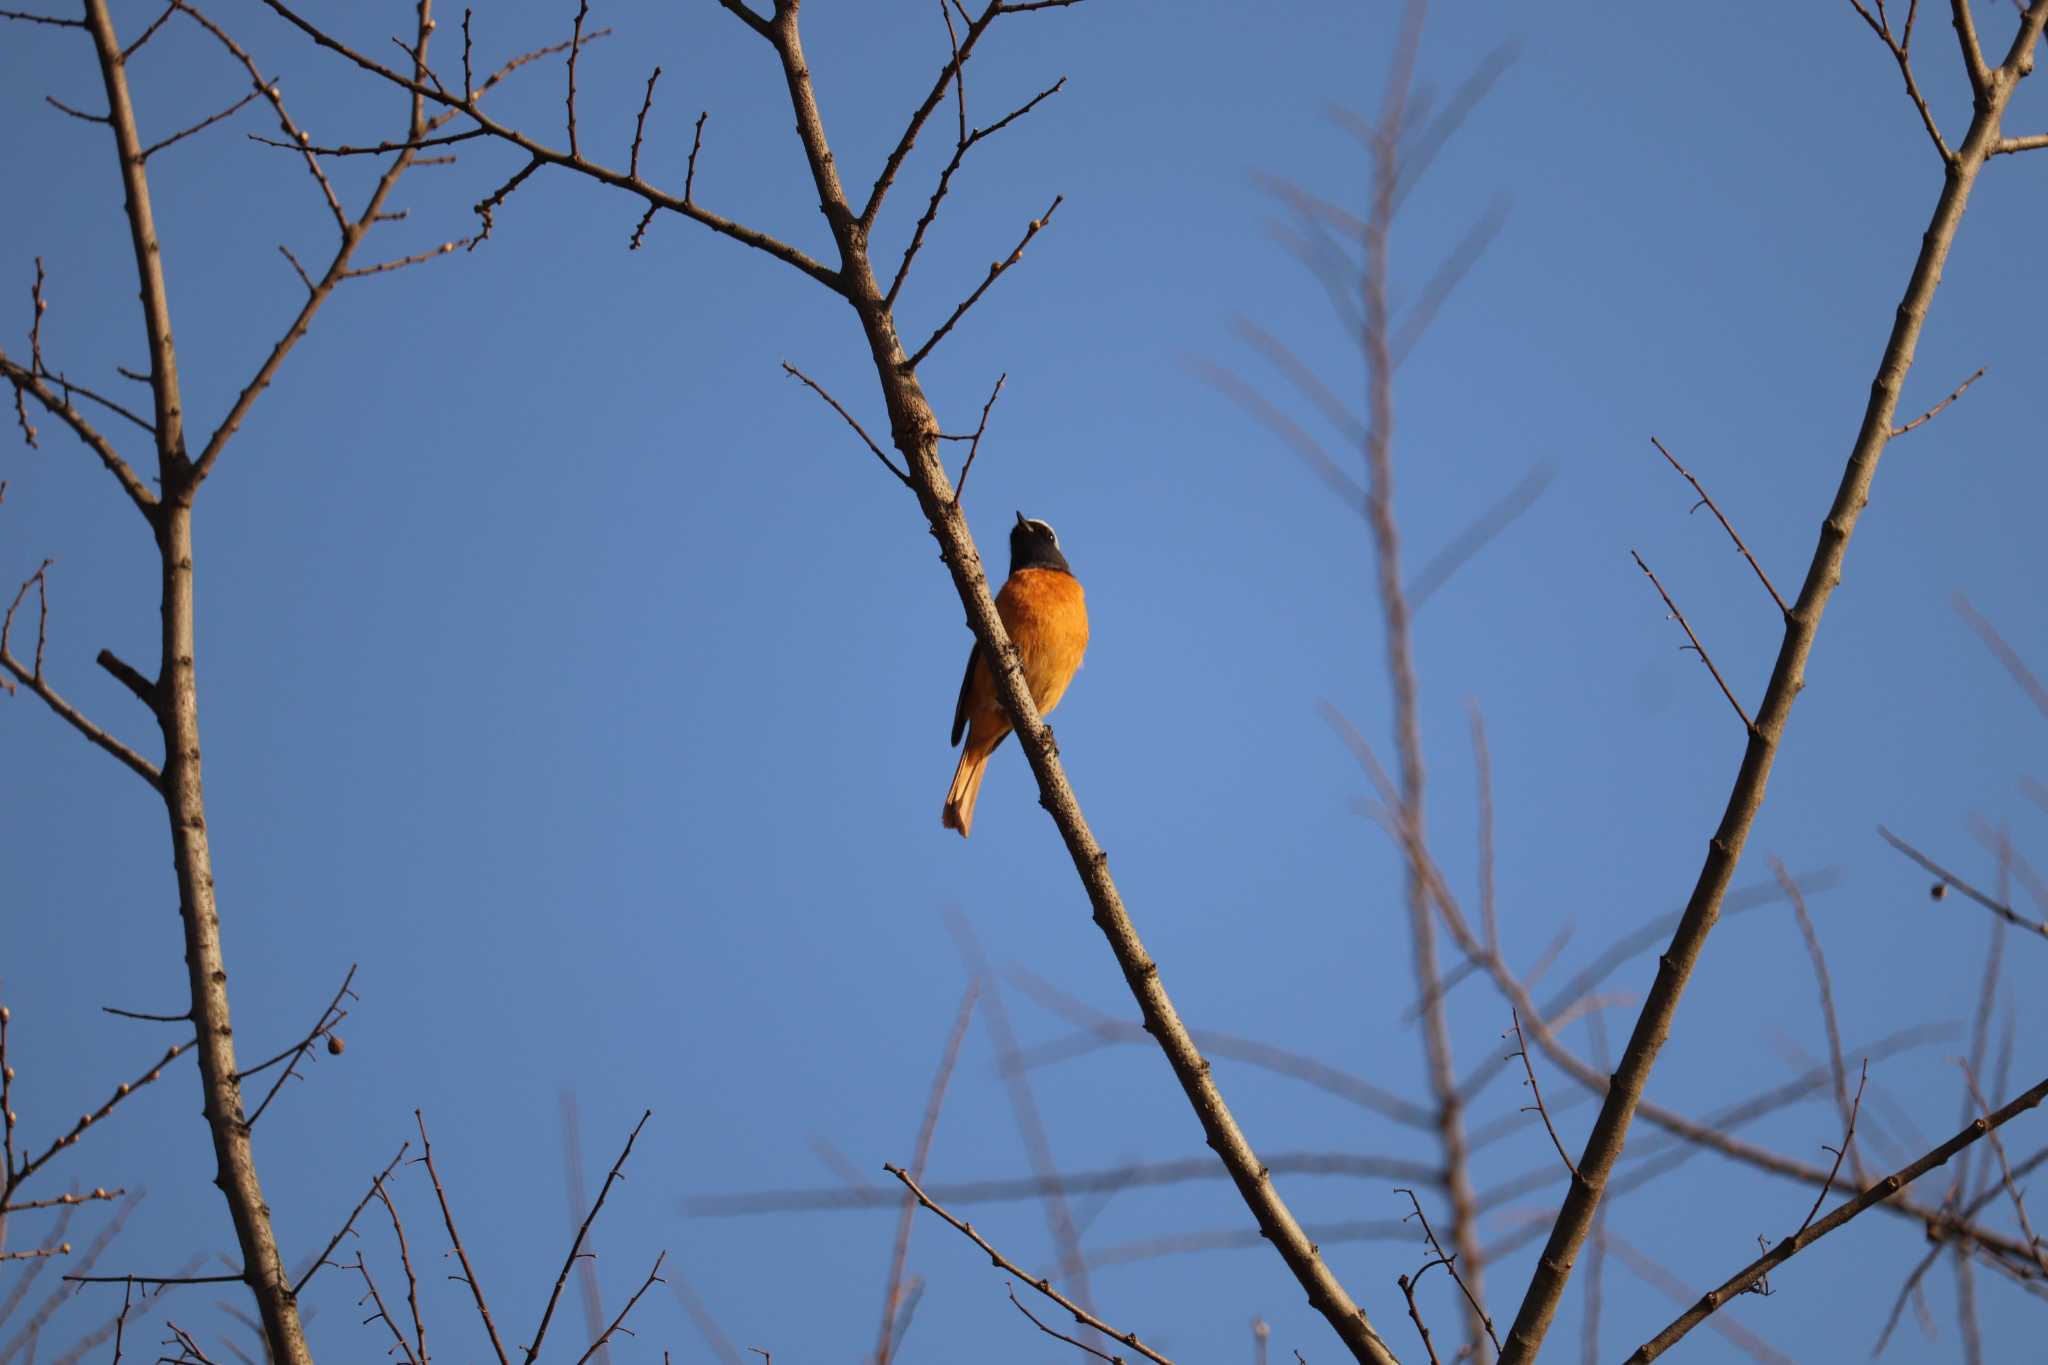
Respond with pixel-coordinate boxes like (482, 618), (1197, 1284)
(961, 567), (1089, 747)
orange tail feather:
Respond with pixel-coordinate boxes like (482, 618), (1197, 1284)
(942, 742), (994, 838)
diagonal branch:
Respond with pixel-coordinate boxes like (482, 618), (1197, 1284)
(526, 1110), (653, 1363)
(140, 89), (259, 161)
(1627, 1072), (2048, 1362)
(0, 564), (163, 788)
(782, 363), (912, 485)
(0, 354), (157, 515)
(944, 372), (1004, 505)
(414, 1111), (511, 1365)
(1891, 364), (1983, 434)
(883, 1164), (1173, 1365)
(904, 195), (1061, 370)
(1879, 826), (2048, 942)
(1630, 550), (1754, 731)
(1648, 436), (1787, 616)
(1953, 592), (2048, 718)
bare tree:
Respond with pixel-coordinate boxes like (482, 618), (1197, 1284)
(8, 0), (2048, 1361)
(0, 0), (537, 1356)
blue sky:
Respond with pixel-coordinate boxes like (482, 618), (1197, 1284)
(4, 2), (2046, 1362)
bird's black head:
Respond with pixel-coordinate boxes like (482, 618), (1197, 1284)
(1009, 511), (1072, 576)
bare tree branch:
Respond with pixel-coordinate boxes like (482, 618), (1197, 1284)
(1628, 1071), (2048, 1362)
(1880, 825), (2048, 941)
(883, 1164), (1173, 1365)
(1648, 436), (1787, 616)
(1495, 31), (2048, 1324)
(1891, 364), (1984, 434)
(1629, 549), (1754, 732)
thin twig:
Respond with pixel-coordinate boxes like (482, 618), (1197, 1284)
(140, 90), (259, 160)
(904, 196), (1061, 370)
(565, 0), (590, 158)
(1772, 856), (1857, 1179)
(526, 1110), (653, 1362)
(293, 1144), (408, 1296)
(1627, 1071), (2048, 1362)
(1648, 436), (1787, 616)
(1407, 463), (1553, 609)
(16, 1041), (192, 1187)
(1891, 365), (1984, 435)
(0, 564), (163, 787)
(241, 965), (357, 1126)
(1395, 1188), (1500, 1357)
(1506, 1011), (1576, 1179)
(1794, 1059), (1868, 1237)
(1630, 549), (1754, 731)
(572, 1251), (667, 1365)
(882, 1164), (1172, 1365)
(629, 67), (660, 179)
(781, 363), (911, 486)
(1007, 1284), (1122, 1364)
(945, 373), (1004, 506)
(415, 1111), (511, 1365)
(1878, 826), (2048, 942)
(1954, 593), (2048, 718)
(1396, 1265), (1445, 1365)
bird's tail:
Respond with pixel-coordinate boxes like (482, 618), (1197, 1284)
(941, 741), (995, 838)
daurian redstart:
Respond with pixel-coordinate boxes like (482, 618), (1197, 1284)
(941, 513), (1089, 837)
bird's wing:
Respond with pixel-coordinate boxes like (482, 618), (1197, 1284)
(950, 642), (980, 747)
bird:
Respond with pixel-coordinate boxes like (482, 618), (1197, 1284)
(942, 512), (1090, 838)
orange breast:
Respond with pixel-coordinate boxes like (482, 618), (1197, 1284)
(960, 567), (1089, 749)
(996, 568), (1089, 713)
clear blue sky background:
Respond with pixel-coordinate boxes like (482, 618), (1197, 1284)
(4, 2), (2046, 1361)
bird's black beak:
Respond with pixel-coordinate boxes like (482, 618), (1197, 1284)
(1015, 510), (1028, 530)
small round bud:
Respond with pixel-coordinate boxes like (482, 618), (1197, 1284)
(296, 129), (310, 144)
(93, 1187), (107, 1199)
(4, 1066), (13, 1080)
(118, 1083), (130, 1095)
(326, 1034), (345, 1056)
(59, 1242), (71, 1254)
(36, 297), (47, 312)
(1930, 883), (1947, 900)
